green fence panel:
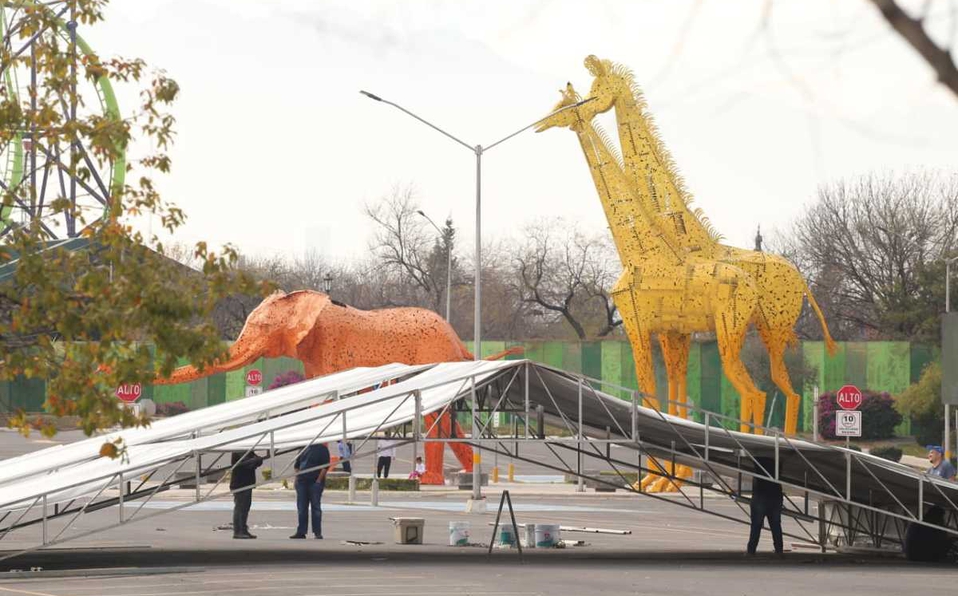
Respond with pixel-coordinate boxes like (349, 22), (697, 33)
(481, 341), (506, 360)
(562, 342), (582, 373)
(867, 342), (911, 395)
(582, 342), (602, 383)
(686, 341), (703, 422)
(620, 341), (638, 392)
(866, 342), (911, 435)
(802, 342), (825, 431)
(505, 341), (525, 361)
(152, 355), (193, 407)
(523, 342), (545, 365)
(720, 368), (740, 423)
(910, 344), (937, 384)
(543, 342), (564, 369)
(823, 342), (847, 392)
(601, 341), (626, 399)
(190, 377), (210, 409)
(225, 368), (246, 402)
(700, 341), (722, 417)
(7, 376), (45, 411)
(845, 342), (868, 389)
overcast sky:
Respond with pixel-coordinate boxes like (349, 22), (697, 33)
(92, 0), (958, 262)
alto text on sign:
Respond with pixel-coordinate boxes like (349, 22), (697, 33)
(115, 383), (142, 403)
(836, 384), (863, 410)
(836, 410), (862, 437)
(246, 369), (263, 386)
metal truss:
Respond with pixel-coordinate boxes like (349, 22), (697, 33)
(1, 361), (956, 562)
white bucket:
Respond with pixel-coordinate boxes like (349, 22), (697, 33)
(535, 524), (560, 548)
(449, 521), (470, 546)
(524, 523), (536, 548)
(498, 525), (516, 547)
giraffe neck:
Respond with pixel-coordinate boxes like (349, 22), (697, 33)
(569, 118), (683, 268)
(611, 87), (719, 256)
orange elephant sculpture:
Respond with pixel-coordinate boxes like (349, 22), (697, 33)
(155, 290), (519, 484)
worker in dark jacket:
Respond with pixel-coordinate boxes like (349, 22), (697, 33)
(230, 450), (264, 539)
(290, 442), (330, 539)
(746, 456), (784, 555)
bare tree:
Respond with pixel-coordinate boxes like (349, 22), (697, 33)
(778, 170), (958, 342)
(364, 185), (457, 313)
(512, 219), (622, 340)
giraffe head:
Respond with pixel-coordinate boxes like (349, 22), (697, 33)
(581, 54), (629, 120)
(535, 82), (585, 133)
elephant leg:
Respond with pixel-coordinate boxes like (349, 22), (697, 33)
(448, 417), (474, 471)
(420, 411), (473, 486)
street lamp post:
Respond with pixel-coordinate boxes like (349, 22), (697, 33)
(323, 273), (332, 295)
(360, 89), (592, 504)
(417, 210), (452, 321)
(946, 256), (957, 460)
(360, 90), (591, 363)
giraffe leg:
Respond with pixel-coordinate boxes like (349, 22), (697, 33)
(648, 332), (694, 493)
(713, 280), (766, 436)
(616, 298), (664, 492)
(760, 326), (803, 435)
(659, 335), (680, 417)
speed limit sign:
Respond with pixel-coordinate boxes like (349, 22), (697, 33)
(836, 410), (862, 437)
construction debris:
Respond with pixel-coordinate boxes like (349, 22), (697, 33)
(487, 522), (630, 535)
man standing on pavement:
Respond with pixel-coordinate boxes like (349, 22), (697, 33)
(290, 442), (330, 539)
(746, 457), (784, 556)
(376, 434), (397, 479)
(337, 440), (352, 474)
(230, 450), (264, 539)
(926, 445), (956, 480)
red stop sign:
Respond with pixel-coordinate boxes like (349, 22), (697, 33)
(115, 383), (142, 403)
(246, 369), (262, 386)
(836, 384), (863, 410)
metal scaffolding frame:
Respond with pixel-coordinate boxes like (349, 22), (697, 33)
(0, 360), (955, 562)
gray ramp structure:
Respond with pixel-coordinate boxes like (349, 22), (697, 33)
(0, 360), (955, 561)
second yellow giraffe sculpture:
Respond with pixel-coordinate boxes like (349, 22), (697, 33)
(538, 85), (766, 492)
(577, 55), (837, 437)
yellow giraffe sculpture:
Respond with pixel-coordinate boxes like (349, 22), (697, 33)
(537, 84), (767, 492)
(578, 55), (837, 436)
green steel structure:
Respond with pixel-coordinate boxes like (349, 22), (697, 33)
(0, 0), (125, 240)
(0, 340), (938, 435)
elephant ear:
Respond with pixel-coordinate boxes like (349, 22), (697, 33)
(283, 291), (332, 350)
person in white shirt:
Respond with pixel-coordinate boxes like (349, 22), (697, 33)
(376, 436), (397, 478)
(409, 456), (426, 480)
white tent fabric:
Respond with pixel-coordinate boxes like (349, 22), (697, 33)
(0, 360), (517, 510)
(0, 363), (427, 489)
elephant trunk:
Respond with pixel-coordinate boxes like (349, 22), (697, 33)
(154, 331), (270, 386)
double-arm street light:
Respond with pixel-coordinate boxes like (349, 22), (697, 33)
(417, 210), (452, 322)
(360, 90), (591, 361)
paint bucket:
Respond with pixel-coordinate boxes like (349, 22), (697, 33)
(449, 521), (470, 546)
(498, 525), (516, 547)
(535, 524), (560, 548)
(524, 523), (536, 548)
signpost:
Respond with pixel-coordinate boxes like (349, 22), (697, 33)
(835, 384), (863, 451)
(245, 369), (263, 397)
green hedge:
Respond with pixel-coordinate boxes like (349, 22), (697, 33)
(324, 476), (419, 491)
